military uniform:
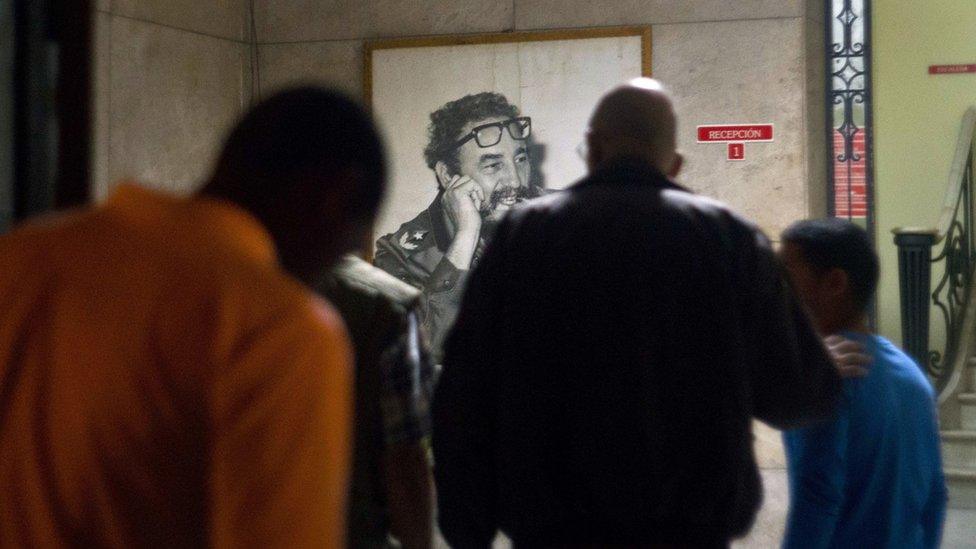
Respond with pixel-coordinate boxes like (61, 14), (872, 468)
(373, 194), (485, 363)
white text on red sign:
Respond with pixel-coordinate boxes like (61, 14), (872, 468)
(696, 124), (774, 143)
(727, 143), (745, 161)
(929, 64), (976, 75)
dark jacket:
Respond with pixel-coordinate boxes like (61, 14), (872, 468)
(431, 158), (841, 547)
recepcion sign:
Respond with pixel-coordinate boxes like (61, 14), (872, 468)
(697, 124), (774, 143)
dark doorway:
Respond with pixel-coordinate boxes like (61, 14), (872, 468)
(3, 0), (92, 233)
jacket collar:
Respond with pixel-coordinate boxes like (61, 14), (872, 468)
(575, 156), (690, 194)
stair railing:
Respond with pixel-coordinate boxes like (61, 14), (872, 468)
(894, 107), (976, 397)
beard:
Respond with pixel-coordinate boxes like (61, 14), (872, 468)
(478, 185), (542, 219)
(477, 185), (542, 242)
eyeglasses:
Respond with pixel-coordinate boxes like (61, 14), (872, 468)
(446, 117), (532, 151)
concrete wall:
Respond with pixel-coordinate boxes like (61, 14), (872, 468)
(254, 0), (819, 240)
(92, 0), (253, 200)
(872, 0), (976, 344)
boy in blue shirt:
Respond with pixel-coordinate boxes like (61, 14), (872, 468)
(779, 218), (947, 548)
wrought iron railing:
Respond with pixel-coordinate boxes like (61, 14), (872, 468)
(894, 107), (976, 395)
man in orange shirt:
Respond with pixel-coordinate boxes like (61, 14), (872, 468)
(0, 87), (385, 548)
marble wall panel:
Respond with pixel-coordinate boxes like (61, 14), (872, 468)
(654, 17), (808, 238)
(108, 17), (248, 195)
(96, 0), (111, 13)
(257, 40), (363, 99)
(804, 0), (828, 218)
(254, 0), (513, 43)
(113, 0), (249, 41)
(92, 12), (113, 201)
(515, 0), (802, 31)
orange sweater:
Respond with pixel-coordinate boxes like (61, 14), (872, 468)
(0, 184), (352, 548)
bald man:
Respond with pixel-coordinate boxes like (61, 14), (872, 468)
(431, 79), (841, 547)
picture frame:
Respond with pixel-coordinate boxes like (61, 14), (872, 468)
(364, 27), (651, 357)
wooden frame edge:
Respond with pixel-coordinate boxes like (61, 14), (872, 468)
(361, 25), (651, 260)
(363, 25), (652, 107)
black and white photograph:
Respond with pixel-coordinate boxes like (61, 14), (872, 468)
(367, 28), (651, 357)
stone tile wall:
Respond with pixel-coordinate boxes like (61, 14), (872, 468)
(92, 1), (252, 201)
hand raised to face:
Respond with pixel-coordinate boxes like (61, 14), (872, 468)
(441, 175), (484, 236)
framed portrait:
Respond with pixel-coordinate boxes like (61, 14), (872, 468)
(366, 27), (651, 358)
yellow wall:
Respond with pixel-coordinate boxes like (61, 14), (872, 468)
(873, 0), (976, 343)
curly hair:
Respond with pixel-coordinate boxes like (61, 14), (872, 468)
(423, 92), (520, 173)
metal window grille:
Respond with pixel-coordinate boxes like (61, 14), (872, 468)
(826, 0), (874, 233)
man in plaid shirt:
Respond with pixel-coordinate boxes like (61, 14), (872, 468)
(322, 256), (435, 549)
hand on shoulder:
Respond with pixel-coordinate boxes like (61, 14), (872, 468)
(824, 334), (872, 379)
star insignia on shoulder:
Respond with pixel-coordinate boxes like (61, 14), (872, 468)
(398, 229), (428, 250)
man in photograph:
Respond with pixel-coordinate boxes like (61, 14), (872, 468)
(374, 92), (543, 360)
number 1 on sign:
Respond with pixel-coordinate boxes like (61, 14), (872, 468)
(728, 143), (745, 161)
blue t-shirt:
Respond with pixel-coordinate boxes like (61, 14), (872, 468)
(782, 333), (947, 549)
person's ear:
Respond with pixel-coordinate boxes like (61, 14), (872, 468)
(434, 161), (454, 190)
(667, 151), (684, 179)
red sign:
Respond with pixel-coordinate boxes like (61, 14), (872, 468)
(697, 124), (774, 143)
(728, 143), (745, 161)
(929, 64), (976, 75)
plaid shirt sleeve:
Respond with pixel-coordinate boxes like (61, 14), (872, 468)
(379, 309), (435, 446)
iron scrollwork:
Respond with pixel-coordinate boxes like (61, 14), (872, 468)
(827, 0), (873, 225)
(925, 151), (975, 391)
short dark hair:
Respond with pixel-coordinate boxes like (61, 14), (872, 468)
(781, 218), (879, 312)
(423, 92), (520, 173)
(212, 87), (385, 219)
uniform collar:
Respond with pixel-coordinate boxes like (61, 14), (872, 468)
(107, 183), (277, 266)
(426, 192), (453, 254)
